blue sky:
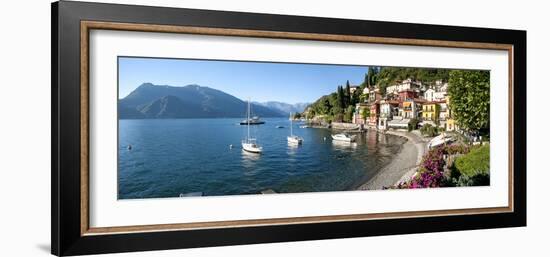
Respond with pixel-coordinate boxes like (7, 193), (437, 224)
(118, 57), (369, 104)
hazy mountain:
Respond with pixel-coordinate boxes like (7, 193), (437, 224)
(118, 83), (286, 119)
(255, 101), (310, 115)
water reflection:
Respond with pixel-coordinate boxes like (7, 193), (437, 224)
(331, 140), (358, 151)
(287, 141), (301, 153)
(241, 150), (260, 170)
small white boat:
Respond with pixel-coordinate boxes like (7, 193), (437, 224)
(287, 112), (303, 144)
(242, 99), (263, 153)
(331, 133), (356, 142)
(242, 139), (263, 153)
(287, 135), (303, 144)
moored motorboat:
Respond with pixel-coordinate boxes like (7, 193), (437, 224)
(240, 116), (265, 125)
(331, 133), (356, 142)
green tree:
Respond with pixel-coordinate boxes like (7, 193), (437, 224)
(351, 86), (361, 105)
(345, 81), (351, 106)
(361, 73), (369, 88)
(434, 104), (441, 126)
(332, 106), (344, 122)
(408, 118), (419, 132)
(367, 67), (379, 87)
(337, 86), (345, 110)
(361, 107), (370, 121)
(344, 105), (355, 123)
(447, 70), (490, 133)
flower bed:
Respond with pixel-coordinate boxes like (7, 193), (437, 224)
(391, 144), (470, 189)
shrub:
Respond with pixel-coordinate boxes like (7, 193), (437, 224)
(420, 124), (439, 137)
(452, 171), (490, 187)
(445, 144), (470, 155)
(408, 118), (419, 132)
(453, 144), (490, 178)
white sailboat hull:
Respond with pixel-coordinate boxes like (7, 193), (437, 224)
(287, 136), (303, 144)
(242, 99), (263, 154)
(242, 141), (263, 153)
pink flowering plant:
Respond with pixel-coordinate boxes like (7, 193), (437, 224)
(391, 144), (470, 189)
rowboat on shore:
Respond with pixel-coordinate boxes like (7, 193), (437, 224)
(331, 133), (356, 142)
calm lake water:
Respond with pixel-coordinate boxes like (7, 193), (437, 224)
(118, 118), (406, 199)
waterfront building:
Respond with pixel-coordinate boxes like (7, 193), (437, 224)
(368, 101), (380, 127)
(398, 89), (419, 102)
(378, 99), (400, 130)
(368, 88), (382, 103)
(422, 102), (438, 121)
(385, 78), (422, 94)
(424, 88), (435, 102)
(399, 98), (424, 119)
(352, 103), (370, 125)
(362, 87), (370, 95)
(421, 100), (446, 127)
(433, 80), (448, 101)
(445, 96), (459, 131)
(387, 115), (410, 129)
(434, 90), (447, 101)
(349, 85), (360, 94)
(446, 118), (458, 131)
(438, 101), (449, 129)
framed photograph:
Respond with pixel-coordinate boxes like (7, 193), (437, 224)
(52, 1), (526, 256)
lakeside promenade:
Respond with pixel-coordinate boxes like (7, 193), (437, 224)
(357, 130), (428, 190)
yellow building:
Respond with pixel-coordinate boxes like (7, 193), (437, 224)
(446, 118), (457, 131)
(445, 96), (459, 131)
(422, 103), (437, 121)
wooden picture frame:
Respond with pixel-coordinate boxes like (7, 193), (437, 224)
(52, 1), (526, 256)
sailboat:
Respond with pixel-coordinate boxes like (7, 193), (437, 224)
(242, 99), (263, 153)
(287, 112), (303, 144)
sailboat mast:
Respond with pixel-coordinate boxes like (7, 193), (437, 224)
(290, 112), (293, 136)
(247, 99), (250, 141)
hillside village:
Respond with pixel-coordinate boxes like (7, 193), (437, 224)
(351, 78), (458, 132)
(303, 68), (491, 189)
(302, 67), (491, 136)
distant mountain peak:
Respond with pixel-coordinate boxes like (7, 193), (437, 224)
(256, 101), (310, 114)
(138, 82), (154, 88)
(186, 84), (201, 89)
(119, 83), (286, 119)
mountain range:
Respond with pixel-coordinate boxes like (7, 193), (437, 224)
(254, 101), (309, 116)
(118, 83), (309, 119)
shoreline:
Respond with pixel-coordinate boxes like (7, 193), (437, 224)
(357, 130), (428, 190)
